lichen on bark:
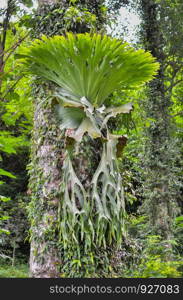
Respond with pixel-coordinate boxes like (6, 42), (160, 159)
(28, 0), (110, 278)
(28, 83), (64, 277)
(140, 0), (178, 248)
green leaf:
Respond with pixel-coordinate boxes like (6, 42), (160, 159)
(0, 196), (11, 202)
(56, 105), (85, 130)
(102, 103), (133, 128)
(74, 117), (101, 141)
(0, 168), (16, 179)
(14, 53), (29, 60)
(175, 216), (183, 222)
(0, 229), (10, 235)
(20, 0), (33, 8)
(105, 103), (133, 115)
(21, 33), (159, 107)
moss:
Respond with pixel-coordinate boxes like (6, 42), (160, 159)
(0, 263), (29, 278)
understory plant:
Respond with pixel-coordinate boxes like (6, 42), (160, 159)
(20, 33), (159, 276)
(120, 215), (183, 278)
(125, 235), (183, 278)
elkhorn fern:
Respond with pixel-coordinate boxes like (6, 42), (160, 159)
(22, 33), (158, 107)
(21, 33), (159, 141)
(21, 33), (159, 275)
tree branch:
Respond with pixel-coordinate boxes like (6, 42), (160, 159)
(2, 75), (24, 99)
(171, 111), (183, 118)
(3, 33), (29, 64)
(165, 78), (183, 93)
(0, 33), (29, 58)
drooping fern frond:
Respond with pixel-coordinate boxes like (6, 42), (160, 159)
(91, 136), (126, 248)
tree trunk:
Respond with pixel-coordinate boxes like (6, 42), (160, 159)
(38, 0), (57, 5)
(29, 0), (106, 277)
(140, 0), (176, 246)
(29, 84), (64, 277)
(0, 0), (12, 90)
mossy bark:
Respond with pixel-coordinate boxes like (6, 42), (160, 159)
(140, 0), (177, 245)
(29, 0), (106, 277)
(29, 85), (64, 277)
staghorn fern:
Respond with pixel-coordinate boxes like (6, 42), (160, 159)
(21, 33), (159, 141)
(22, 33), (159, 106)
(21, 33), (159, 275)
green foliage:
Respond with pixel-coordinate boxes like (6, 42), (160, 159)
(23, 32), (159, 276)
(58, 142), (126, 276)
(133, 257), (183, 278)
(0, 0), (182, 278)
(135, 0), (183, 248)
(173, 215), (183, 256)
(0, 195), (11, 236)
(0, 193), (29, 254)
(63, 6), (97, 31)
(0, 263), (28, 278)
(127, 235), (183, 278)
(0, 2), (32, 263)
(20, 33), (158, 143)
(121, 215), (183, 278)
(0, 131), (29, 155)
(30, 0), (107, 38)
(175, 216), (183, 228)
(21, 33), (159, 106)
(0, 169), (16, 179)
(1, 25), (33, 127)
(20, 0), (33, 8)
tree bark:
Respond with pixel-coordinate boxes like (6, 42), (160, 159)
(29, 0), (106, 277)
(140, 0), (176, 245)
(38, 0), (57, 6)
(0, 0), (12, 90)
(29, 84), (63, 277)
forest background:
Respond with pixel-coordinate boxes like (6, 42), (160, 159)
(0, 0), (183, 278)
